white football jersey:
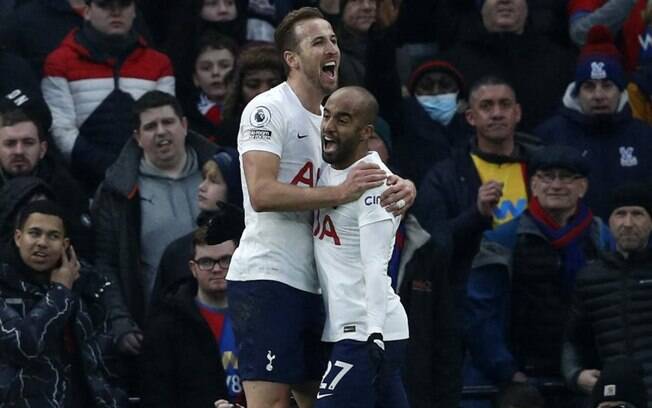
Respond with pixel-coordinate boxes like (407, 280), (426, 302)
(228, 82), (323, 293)
(314, 152), (409, 342)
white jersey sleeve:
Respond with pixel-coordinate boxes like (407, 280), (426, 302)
(360, 219), (395, 336)
(238, 101), (286, 157)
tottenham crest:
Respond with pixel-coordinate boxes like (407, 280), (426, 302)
(250, 106), (272, 127)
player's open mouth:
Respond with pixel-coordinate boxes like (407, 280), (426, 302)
(323, 136), (337, 153)
(322, 62), (337, 79)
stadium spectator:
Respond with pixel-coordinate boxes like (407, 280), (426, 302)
(42, 0), (174, 194)
(0, 89), (93, 260)
(568, 0), (646, 71)
(151, 150), (241, 305)
(141, 204), (245, 408)
(217, 42), (285, 148)
(444, 0), (575, 131)
(394, 59), (471, 186)
(93, 91), (217, 358)
(534, 25), (652, 219)
(562, 182), (652, 404)
(180, 32), (238, 144)
(414, 76), (540, 408)
(465, 145), (611, 405)
(0, 199), (126, 407)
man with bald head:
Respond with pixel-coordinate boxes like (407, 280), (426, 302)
(314, 86), (409, 408)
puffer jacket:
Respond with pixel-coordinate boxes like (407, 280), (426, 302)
(562, 249), (652, 407)
(42, 27), (174, 190)
(0, 255), (125, 407)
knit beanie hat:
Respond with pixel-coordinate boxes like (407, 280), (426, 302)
(0, 88), (52, 134)
(373, 116), (393, 155)
(609, 182), (652, 219)
(574, 25), (626, 94)
(407, 60), (466, 96)
(591, 357), (648, 408)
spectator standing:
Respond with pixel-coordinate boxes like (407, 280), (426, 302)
(465, 146), (611, 404)
(444, 0), (576, 131)
(93, 91), (216, 358)
(562, 183), (652, 406)
(42, 0), (174, 193)
(534, 26), (652, 219)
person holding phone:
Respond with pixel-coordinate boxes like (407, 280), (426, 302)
(0, 199), (126, 407)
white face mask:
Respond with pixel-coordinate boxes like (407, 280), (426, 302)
(416, 93), (458, 125)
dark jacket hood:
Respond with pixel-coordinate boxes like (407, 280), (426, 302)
(0, 176), (53, 242)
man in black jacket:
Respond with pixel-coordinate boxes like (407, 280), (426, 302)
(0, 199), (125, 407)
(562, 182), (652, 407)
(413, 75), (540, 408)
(0, 89), (93, 261)
(141, 203), (244, 408)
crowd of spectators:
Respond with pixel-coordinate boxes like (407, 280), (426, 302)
(0, 0), (652, 407)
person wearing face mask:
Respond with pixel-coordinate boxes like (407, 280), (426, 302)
(394, 59), (472, 187)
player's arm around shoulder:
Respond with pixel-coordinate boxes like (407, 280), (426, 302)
(242, 154), (387, 212)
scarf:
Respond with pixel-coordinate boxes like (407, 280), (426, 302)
(528, 197), (593, 295)
(78, 22), (139, 62)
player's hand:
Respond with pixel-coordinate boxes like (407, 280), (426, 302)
(367, 333), (385, 382)
(117, 331), (144, 356)
(380, 176), (416, 216)
(214, 400), (244, 408)
(577, 369), (600, 394)
(340, 162), (386, 203)
(476, 180), (503, 217)
(50, 245), (80, 289)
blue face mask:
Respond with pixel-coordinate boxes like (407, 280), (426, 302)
(416, 93), (458, 125)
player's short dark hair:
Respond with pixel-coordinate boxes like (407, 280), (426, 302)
(468, 75), (517, 104)
(15, 199), (67, 236)
(0, 108), (45, 142)
(274, 7), (325, 54)
(133, 91), (184, 130)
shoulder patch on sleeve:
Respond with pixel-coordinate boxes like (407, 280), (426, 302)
(249, 106), (272, 127)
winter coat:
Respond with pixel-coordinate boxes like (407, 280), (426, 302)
(562, 249), (652, 407)
(413, 135), (541, 286)
(42, 28), (174, 191)
(534, 84), (652, 219)
(397, 216), (465, 408)
(0, 154), (94, 261)
(465, 213), (611, 384)
(0, 256), (125, 407)
(443, 26), (575, 131)
(92, 131), (217, 339)
(396, 97), (471, 187)
(4, 0), (83, 74)
(141, 278), (229, 408)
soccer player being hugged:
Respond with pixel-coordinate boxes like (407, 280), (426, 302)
(313, 86), (409, 408)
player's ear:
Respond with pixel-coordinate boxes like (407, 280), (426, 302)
(284, 50), (299, 71)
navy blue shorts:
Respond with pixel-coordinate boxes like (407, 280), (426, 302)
(315, 339), (409, 408)
(227, 279), (326, 384)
